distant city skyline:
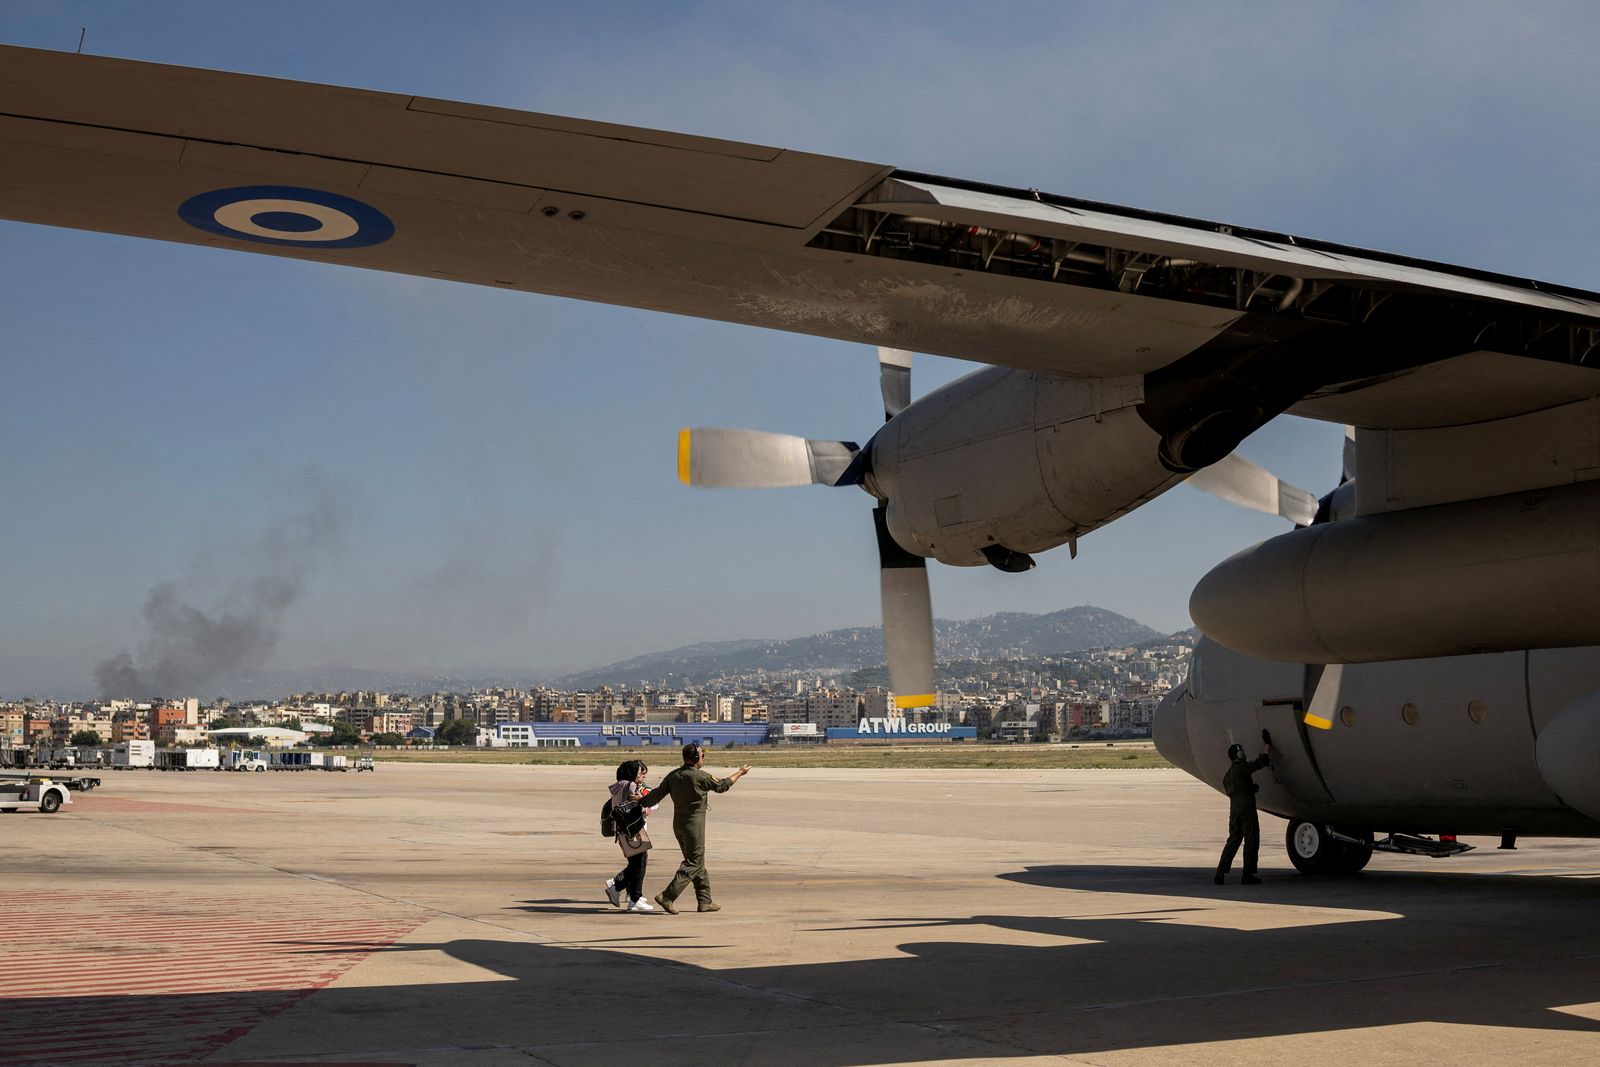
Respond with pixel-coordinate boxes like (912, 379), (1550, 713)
(5, 3), (1598, 697)
(4, 603), (1177, 703)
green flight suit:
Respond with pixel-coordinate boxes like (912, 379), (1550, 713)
(1216, 752), (1270, 878)
(639, 764), (735, 905)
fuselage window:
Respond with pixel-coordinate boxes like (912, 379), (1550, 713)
(1467, 700), (1487, 723)
(1401, 702), (1420, 726)
(1339, 705), (1356, 727)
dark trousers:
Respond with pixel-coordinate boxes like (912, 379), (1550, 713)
(613, 851), (648, 903)
(660, 822), (713, 905)
(1216, 808), (1260, 877)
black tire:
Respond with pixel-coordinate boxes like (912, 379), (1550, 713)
(1287, 820), (1372, 874)
(40, 792), (62, 813)
(1329, 831), (1373, 874)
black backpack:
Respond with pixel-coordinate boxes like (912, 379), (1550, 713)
(611, 799), (645, 837)
(600, 799), (616, 838)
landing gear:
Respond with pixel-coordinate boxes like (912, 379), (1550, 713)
(1286, 819), (1372, 875)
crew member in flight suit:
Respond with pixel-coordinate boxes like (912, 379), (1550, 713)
(637, 742), (751, 914)
(1215, 729), (1273, 885)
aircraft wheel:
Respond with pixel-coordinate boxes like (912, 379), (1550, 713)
(1287, 819), (1337, 874)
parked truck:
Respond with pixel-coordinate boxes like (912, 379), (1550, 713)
(221, 748), (269, 772)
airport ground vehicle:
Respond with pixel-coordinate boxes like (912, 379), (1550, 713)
(357, 757), (375, 772)
(0, 777), (72, 814)
(221, 749), (269, 772)
(1, 770), (99, 793)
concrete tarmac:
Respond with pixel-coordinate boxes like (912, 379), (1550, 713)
(4, 762), (1600, 1066)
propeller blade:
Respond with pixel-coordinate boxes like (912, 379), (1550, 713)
(678, 428), (858, 488)
(1186, 452), (1318, 526)
(878, 347), (913, 422)
(874, 505), (936, 708)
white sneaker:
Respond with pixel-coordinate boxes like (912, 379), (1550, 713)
(604, 881), (622, 907)
(627, 898), (655, 912)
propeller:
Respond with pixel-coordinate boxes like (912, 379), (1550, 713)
(1185, 452), (1318, 527)
(678, 347), (938, 710)
(677, 428), (859, 488)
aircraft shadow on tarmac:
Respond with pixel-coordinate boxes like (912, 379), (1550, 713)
(14, 866), (1600, 1064)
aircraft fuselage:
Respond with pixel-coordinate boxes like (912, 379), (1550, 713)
(1155, 637), (1600, 839)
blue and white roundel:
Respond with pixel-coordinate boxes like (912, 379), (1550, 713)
(178, 186), (394, 249)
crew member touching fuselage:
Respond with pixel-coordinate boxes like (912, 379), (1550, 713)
(1215, 729), (1273, 885)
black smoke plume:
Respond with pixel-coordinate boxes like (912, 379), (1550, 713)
(93, 480), (348, 699)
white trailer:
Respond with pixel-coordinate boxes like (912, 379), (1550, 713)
(156, 748), (220, 771)
(111, 740), (155, 769)
(271, 750), (314, 771)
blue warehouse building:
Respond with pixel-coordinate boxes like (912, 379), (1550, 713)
(496, 722), (774, 748)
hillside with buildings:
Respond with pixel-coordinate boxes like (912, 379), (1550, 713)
(553, 606), (1164, 688)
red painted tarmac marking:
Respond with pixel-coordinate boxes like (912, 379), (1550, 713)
(0, 890), (423, 1064)
(2, 927), (411, 950)
(68, 796), (276, 814)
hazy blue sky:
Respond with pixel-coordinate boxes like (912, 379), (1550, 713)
(4, 2), (1599, 698)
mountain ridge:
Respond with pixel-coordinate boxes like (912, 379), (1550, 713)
(550, 605), (1167, 688)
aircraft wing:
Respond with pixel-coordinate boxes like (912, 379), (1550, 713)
(4, 44), (1599, 431)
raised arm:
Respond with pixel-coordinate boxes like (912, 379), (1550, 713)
(711, 765), (752, 793)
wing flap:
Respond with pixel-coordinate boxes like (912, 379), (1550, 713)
(872, 178), (1600, 318)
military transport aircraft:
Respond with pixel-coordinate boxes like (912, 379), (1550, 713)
(5, 45), (1600, 872)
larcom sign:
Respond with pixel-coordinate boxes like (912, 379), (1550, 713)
(601, 724), (679, 737)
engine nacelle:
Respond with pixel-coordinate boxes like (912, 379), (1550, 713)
(1192, 479), (1600, 663)
(867, 367), (1180, 566)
